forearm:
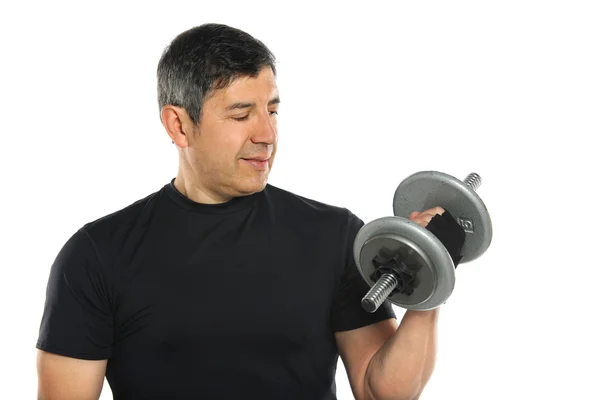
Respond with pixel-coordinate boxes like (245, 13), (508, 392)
(365, 308), (440, 400)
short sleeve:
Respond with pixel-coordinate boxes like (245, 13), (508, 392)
(36, 228), (114, 360)
(331, 211), (396, 332)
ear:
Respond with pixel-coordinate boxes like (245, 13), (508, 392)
(161, 105), (195, 147)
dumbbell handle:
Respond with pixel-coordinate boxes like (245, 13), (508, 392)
(361, 173), (482, 313)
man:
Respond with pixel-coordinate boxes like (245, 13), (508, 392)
(36, 23), (446, 400)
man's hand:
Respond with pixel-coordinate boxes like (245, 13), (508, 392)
(408, 206), (446, 228)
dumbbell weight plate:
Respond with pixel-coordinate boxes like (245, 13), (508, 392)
(353, 216), (456, 310)
(393, 171), (493, 263)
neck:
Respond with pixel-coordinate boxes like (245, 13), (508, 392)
(173, 170), (234, 205)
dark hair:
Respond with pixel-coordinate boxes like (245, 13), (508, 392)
(157, 23), (277, 126)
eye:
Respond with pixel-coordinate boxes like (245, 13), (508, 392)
(232, 111), (277, 121)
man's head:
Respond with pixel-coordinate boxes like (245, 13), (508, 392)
(157, 23), (279, 203)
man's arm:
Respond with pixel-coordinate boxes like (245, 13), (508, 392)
(37, 350), (107, 400)
(367, 309), (438, 400)
(36, 228), (114, 399)
(335, 309), (438, 400)
(335, 207), (448, 400)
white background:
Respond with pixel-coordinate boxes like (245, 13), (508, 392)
(1, 0), (598, 398)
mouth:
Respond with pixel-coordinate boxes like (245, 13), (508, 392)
(241, 157), (270, 170)
(242, 157), (269, 162)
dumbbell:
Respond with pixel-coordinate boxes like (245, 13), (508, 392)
(353, 171), (493, 312)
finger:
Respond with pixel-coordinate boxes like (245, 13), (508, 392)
(412, 213), (437, 228)
(412, 218), (430, 228)
(409, 207), (445, 220)
(419, 212), (440, 220)
(409, 212), (420, 220)
(423, 206), (445, 216)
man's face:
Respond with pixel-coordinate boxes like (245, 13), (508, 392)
(184, 66), (279, 200)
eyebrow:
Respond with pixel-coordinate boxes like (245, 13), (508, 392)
(226, 96), (281, 111)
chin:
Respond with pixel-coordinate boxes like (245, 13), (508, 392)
(235, 175), (269, 195)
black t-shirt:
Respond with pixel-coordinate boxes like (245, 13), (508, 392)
(36, 179), (396, 399)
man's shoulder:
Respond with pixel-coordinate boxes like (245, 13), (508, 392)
(264, 184), (360, 223)
(80, 184), (166, 242)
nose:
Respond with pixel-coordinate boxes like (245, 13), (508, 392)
(251, 110), (277, 145)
